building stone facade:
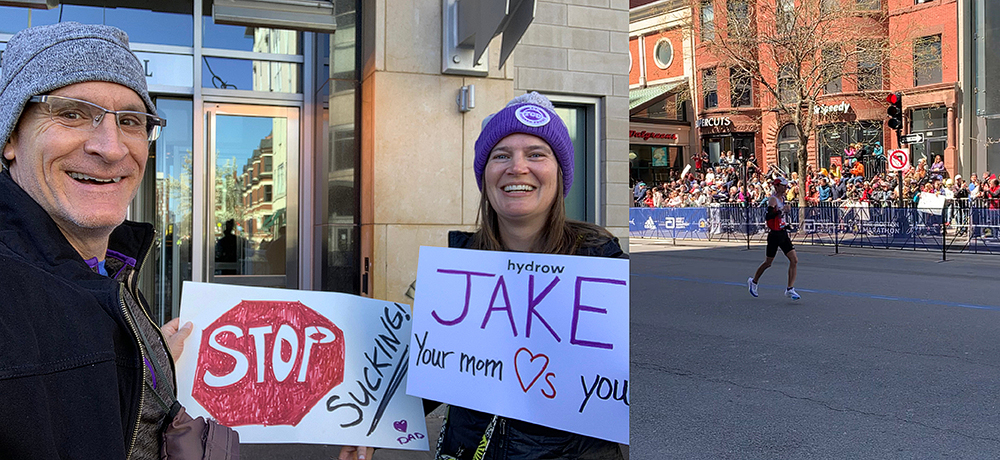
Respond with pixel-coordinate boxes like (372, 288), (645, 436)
(362, 0), (631, 303)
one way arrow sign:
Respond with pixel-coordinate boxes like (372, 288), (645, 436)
(900, 133), (924, 145)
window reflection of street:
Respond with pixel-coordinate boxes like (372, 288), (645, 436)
(213, 115), (288, 277)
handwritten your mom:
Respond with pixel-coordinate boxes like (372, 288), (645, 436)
(414, 259), (629, 413)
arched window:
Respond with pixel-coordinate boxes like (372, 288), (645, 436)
(777, 124), (799, 175)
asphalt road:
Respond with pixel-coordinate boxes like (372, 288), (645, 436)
(630, 239), (1000, 459)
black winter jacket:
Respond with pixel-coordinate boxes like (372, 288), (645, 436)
(434, 230), (626, 460)
(0, 170), (175, 459)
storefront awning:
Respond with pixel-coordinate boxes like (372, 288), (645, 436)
(261, 208), (287, 233)
(629, 81), (687, 112)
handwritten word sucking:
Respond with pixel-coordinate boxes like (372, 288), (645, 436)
(414, 330), (503, 380)
(430, 269), (627, 349)
(327, 303), (416, 436)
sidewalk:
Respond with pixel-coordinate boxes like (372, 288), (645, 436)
(241, 407), (444, 459)
(241, 408), (629, 459)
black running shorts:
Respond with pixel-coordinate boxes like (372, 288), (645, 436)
(766, 229), (794, 258)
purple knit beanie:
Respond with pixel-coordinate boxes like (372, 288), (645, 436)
(474, 92), (574, 196)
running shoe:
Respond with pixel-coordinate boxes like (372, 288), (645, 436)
(785, 287), (800, 300)
(747, 277), (758, 297)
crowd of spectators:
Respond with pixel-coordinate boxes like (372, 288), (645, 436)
(632, 152), (1000, 209)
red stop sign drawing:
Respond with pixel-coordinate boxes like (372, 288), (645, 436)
(193, 300), (345, 427)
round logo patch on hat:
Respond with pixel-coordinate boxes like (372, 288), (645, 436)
(514, 105), (551, 127)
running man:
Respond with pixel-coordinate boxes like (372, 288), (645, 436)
(748, 176), (800, 300)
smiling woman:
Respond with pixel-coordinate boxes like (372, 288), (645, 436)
(429, 92), (627, 460)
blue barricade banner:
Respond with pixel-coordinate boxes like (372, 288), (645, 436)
(630, 204), (947, 251)
(629, 208), (711, 240)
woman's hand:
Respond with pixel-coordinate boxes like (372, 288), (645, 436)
(338, 446), (374, 460)
(162, 318), (193, 363)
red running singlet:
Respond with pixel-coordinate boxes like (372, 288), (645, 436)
(766, 196), (786, 231)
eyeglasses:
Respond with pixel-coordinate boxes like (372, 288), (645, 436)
(28, 95), (166, 142)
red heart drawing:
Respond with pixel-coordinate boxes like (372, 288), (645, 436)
(514, 347), (549, 393)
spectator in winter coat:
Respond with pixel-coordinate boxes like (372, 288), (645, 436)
(0, 22), (208, 459)
(430, 91), (626, 460)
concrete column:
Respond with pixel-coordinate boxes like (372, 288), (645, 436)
(946, 105), (957, 176)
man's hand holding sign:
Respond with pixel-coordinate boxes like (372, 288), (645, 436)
(408, 246), (630, 444)
(175, 282), (429, 450)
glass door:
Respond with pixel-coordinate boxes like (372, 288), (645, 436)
(132, 98), (194, 325)
(205, 104), (299, 288)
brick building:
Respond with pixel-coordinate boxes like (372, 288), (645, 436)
(628, 0), (697, 186)
(687, 0), (959, 178)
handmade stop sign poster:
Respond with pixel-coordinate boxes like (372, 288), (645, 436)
(407, 247), (630, 444)
(175, 282), (428, 450)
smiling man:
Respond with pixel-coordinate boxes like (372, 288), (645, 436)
(0, 22), (204, 459)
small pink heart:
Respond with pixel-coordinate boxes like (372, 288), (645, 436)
(393, 420), (407, 433)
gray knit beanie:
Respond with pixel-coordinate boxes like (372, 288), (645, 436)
(474, 92), (575, 196)
(0, 21), (155, 151)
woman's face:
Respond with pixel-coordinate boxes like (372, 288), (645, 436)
(484, 133), (560, 230)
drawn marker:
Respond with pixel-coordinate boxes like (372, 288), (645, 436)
(367, 345), (409, 436)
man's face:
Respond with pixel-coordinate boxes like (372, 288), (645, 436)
(3, 81), (149, 237)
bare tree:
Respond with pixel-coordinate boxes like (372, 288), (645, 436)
(691, 0), (925, 207)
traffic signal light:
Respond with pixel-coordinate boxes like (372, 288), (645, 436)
(886, 92), (903, 130)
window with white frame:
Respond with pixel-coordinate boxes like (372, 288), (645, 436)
(653, 38), (674, 69)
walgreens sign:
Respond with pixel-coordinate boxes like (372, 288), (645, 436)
(630, 130), (678, 141)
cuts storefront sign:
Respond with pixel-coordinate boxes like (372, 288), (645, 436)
(695, 117), (732, 128)
(133, 51), (194, 90)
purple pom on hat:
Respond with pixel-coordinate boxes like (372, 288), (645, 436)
(474, 92), (574, 196)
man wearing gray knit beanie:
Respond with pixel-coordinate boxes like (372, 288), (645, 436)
(0, 22), (219, 459)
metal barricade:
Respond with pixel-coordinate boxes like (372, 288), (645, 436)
(630, 199), (1000, 257)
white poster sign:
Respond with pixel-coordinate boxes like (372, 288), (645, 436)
(407, 247), (630, 444)
(917, 192), (947, 214)
(176, 282), (429, 450)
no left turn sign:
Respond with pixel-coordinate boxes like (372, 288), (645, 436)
(888, 148), (909, 172)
